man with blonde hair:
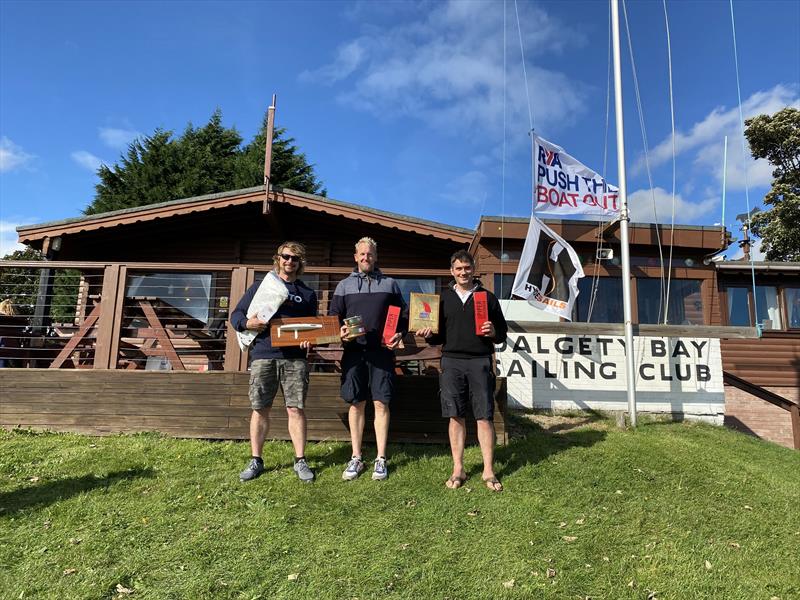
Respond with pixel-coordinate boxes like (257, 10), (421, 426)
(329, 237), (407, 481)
(231, 241), (318, 483)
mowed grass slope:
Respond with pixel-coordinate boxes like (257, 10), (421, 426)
(1, 418), (798, 600)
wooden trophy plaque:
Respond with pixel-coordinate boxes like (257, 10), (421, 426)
(409, 292), (440, 333)
(270, 315), (341, 347)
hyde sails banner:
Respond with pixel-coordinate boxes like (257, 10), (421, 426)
(511, 216), (585, 320)
(533, 134), (620, 217)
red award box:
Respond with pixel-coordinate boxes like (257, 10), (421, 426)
(473, 291), (488, 335)
(383, 305), (401, 345)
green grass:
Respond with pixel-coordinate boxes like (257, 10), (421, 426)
(1, 417), (798, 600)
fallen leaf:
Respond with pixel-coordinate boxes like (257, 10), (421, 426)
(576, 518), (585, 525)
(531, 571), (539, 577)
(115, 584), (133, 595)
(647, 592), (658, 600)
(196, 495), (203, 500)
(704, 560), (712, 570)
(558, 522), (567, 528)
(562, 536), (577, 542)
(502, 579), (515, 588)
(89, 443), (97, 448)
(43, 520), (51, 529)
(602, 556), (610, 562)
(405, 499), (417, 507)
(467, 509), (480, 517)
(288, 573), (299, 581)
(400, 543), (411, 550)
(546, 568), (556, 578)
(628, 580), (635, 588)
(729, 542), (741, 549)
(63, 568), (77, 576)
(288, 504), (298, 509)
(743, 505), (753, 510)
(615, 490), (623, 495)
(69, 538), (82, 545)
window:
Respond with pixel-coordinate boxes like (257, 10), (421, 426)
(755, 286), (782, 330)
(126, 272), (212, 324)
(493, 274), (514, 300)
(574, 277), (623, 323)
(726, 287), (750, 326)
(395, 278), (436, 304)
(638, 279), (703, 325)
(787, 287), (800, 329)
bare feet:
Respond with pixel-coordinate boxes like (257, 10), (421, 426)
(482, 476), (503, 492)
(445, 473), (468, 489)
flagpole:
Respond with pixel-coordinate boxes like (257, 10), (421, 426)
(611, 0), (637, 427)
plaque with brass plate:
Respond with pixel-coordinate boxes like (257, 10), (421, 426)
(270, 315), (342, 347)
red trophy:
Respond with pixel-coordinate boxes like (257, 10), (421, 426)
(383, 305), (401, 345)
(473, 291), (488, 335)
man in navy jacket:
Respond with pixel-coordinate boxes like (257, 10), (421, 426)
(329, 237), (407, 481)
(230, 241), (318, 483)
(417, 250), (508, 491)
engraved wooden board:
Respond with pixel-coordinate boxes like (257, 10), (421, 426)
(270, 315), (341, 347)
(409, 293), (440, 333)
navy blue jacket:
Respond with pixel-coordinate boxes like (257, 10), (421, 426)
(230, 276), (318, 360)
(328, 268), (408, 351)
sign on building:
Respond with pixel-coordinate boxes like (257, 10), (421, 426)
(496, 333), (725, 421)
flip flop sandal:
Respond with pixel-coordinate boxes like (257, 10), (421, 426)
(445, 475), (468, 489)
(482, 477), (503, 492)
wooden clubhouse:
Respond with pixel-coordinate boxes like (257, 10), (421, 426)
(1, 189), (797, 448)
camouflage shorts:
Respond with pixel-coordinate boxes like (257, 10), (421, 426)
(249, 359), (309, 410)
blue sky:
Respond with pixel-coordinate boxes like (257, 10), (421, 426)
(1, 0), (798, 256)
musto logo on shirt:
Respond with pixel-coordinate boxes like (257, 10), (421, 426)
(288, 294), (303, 303)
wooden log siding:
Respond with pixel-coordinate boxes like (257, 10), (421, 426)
(0, 370), (507, 444)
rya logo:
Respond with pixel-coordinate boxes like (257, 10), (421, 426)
(538, 145), (562, 168)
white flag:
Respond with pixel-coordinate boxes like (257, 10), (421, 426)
(533, 134), (619, 217)
(511, 216), (585, 320)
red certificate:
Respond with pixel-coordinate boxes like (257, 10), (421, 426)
(383, 305), (401, 345)
(473, 291), (488, 335)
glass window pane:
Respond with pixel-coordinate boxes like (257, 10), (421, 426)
(575, 277), (623, 323)
(127, 273), (212, 324)
(755, 286), (782, 330)
(494, 274), (514, 300)
(638, 279), (703, 325)
(395, 278), (436, 304)
(726, 287), (751, 326)
(787, 288), (800, 328)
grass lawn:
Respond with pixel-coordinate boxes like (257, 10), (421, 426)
(1, 415), (798, 600)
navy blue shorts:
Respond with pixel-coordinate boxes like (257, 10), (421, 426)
(340, 348), (395, 404)
(440, 356), (496, 420)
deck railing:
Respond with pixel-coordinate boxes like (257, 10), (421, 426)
(0, 260), (450, 372)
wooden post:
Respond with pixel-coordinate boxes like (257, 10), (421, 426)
(223, 266), (248, 371)
(790, 403), (800, 451)
(262, 94), (277, 214)
(94, 264), (119, 368)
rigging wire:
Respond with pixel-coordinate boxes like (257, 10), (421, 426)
(621, 0), (667, 323)
(500, 0), (507, 300)
(729, 0), (759, 327)
(587, 2), (614, 323)
(513, 0), (535, 132)
(662, 0), (678, 324)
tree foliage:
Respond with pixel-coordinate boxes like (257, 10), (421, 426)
(0, 247), (79, 321)
(85, 109), (325, 215)
(744, 107), (800, 262)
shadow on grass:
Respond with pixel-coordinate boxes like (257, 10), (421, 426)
(0, 468), (155, 516)
(494, 415), (606, 480)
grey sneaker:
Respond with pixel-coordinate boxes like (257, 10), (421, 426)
(342, 456), (366, 481)
(372, 457), (388, 481)
(293, 458), (315, 483)
(239, 458), (265, 482)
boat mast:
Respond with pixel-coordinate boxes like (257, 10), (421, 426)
(611, 0), (638, 426)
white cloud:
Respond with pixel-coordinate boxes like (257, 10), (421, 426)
(301, 0), (588, 137)
(0, 220), (27, 255)
(439, 170), (489, 206)
(632, 85), (799, 190)
(71, 150), (104, 172)
(628, 186), (717, 224)
(0, 137), (34, 173)
(98, 126), (141, 149)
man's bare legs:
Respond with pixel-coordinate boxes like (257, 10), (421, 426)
(249, 408), (271, 457)
(286, 406), (306, 458)
(477, 419), (502, 491)
(446, 417), (467, 488)
(373, 400), (390, 458)
(348, 400), (366, 458)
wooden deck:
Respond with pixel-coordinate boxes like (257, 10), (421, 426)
(0, 370), (507, 445)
